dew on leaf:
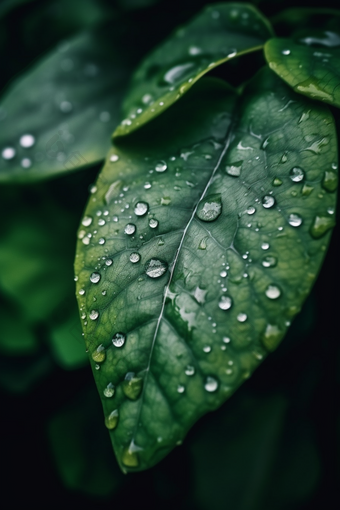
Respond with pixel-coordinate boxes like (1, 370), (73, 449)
(237, 313), (247, 322)
(19, 134), (35, 148)
(105, 259), (113, 266)
(282, 49), (291, 55)
(289, 166), (305, 182)
(90, 272), (101, 283)
(273, 177), (283, 186)
(226, 160), (242, 177)
(262, 324), (283, 351)
(122, 447), (139, 467)
(265, 284), (281, 299)
(177, 385), (185, 394)
(82, 216), (93, 227)
(2, 147), (16, 159)
(145, 258), (168, 278)
(98, 237), (106, 245)
(246, 206), (256, 215)
(92, 344), (105, 363)
(220, 270), (227, 277)
(204, 376), (218, 392)
(185, 365), (195, 376)
(124, 223), (136, 235)
(261, 242), (270, 250)
(310, 215), (335, 238)
(78, 288), (85, 295)
(163, 62), (195, 85)
(110, 154), (119, 162)
(21, 158), (32, 168)
(105, 410), (119, 430)
(288, 213), (303, 227)
(203, 345), (211, 353)
(155, 161), (167, 172)
(223, 337), (230, 344)
(134, 202), (149, 216)
(103, 383), (115, 398)
(218, 295), (233, 310)
(112, 332), (126, 348)
(123, 372), (143, 400)
(262, 195), (275, 208)
(89, 310), (99, 320)
(130, 252), (141, 263)
(196, 193), (222, 222)
(149, 218), (159, 228)
(322, 170), (338, 192)
(262, 255), (277, 268)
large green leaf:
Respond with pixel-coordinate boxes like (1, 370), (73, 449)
(265, 34), (340, 108)
(113, 2), (273, 137)
(75, 68), (337, 472)
(0, 22), (147, 182)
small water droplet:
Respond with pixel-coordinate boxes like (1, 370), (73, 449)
(262, 324), (283, 351)
(261, 242), (270, 250)
(78, 288), (85, 295)
(262, 195), (275, 208)
(196, 193), (222, 222)
(90, 272), (101, 283)
(220, 270), (227, 277)
(161, 196), (171, 206)
(89, 309), (99, 320)
(134, 201), (149, 216)
(112, 332), (126, 348)
(310, 215), (335, 238)
(272, 177), (283, 187)
(110, 154), (119, 162)
(103, 383), (115, 398)
(145, 258), (168, 278)
(218, 295), (233, 310)
(185, 365), (195, 376)
(124, 223), (136, 235)
(223, 337), (231, 344)
(105, 259), (113, 266)
(130, 252), (141, 263)
(105, 409), (119, 430)
(1, 147), (16, 160)
(237, 313), (247, 322)
(265, 284), (281, 299)
(122, 446), (139, 467)
(92, 344), (105, 362)
(19, 134), (35, 148)
(289, 166), (305, 182)
(21, 158), (32, 168)
(288, 213), (303, 227)
(203, 345), (211, 353)
(282, 49), (291, 55)
(98, 237), (106, 245)
(198, 237), (208, 250)
(262, 255), (277, 268)
(155, 161), (167, 172)
(82, 216), (92, 227)
(204, 376), (218, 392)
(322, 170), (338, 192)
(226, 160), (242, 177)
(246, 206), (256, 215)
(149, 218), (158, 228)
(123, 372), (143, 400)
(177, 385), (185, 394)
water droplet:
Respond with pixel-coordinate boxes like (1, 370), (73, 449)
(123, 372), (143, 400)
(246, 206), (256, 215)
(177, 385), (185, 394)
(163, 62), (195, 85)
(223, 337), (230, 344)
(149, 218), (158, 228)
(288, 213), (303, 227)
(112, 332), (126, 348)
(262, 255), (277, 268)
(124, 223), (136, 235)
(296, 80), (333, 102)
(82, 216), (92, 227)
(289, 166), (305, 182)
(78, 288), (85, 295)
(237, 313), (247, 322)
(95, 364), (100, 370)
(105, 259), (113, 266)
(92, 344), (105, 362)
(220, 270), (227, 277)
(265, 284), (281, 299)
(89, 309), (99, 320)
(60, 100), (72, 112)
(218, 295), (233, 310)
(21, 158), (32, 168)
(262, 195), (275, 209)
(280, 152), (288, 163)
(145, 258), (168, 278)
(261, 242), (270, 250)
(196, 193), (222, 222)
(19, 134), (35, 148)
(161, 196), (171, 206)
(98, 237), (106, 245)
(198, 237), (208, 250)
(261, 137), (270, 149)
(185, 365), (195, 376)
(262, 324), (283, 351)
(122, 447), (139, 467)
(226, 160), (242, 177)
(282, 49), (291, 55)
(130, 252), (141, 263)
(204, 376), (218, 392)
(273, 177), (283, 187)
(110, 154), (119, 162)
(155, 161), (167, 172)
(134, 201), (149, 216)
(103, 383), (115, 398)
(203, 345), (211, 353)
(90, 272), (101, 283)
(322, 170), (338, 192)
(105, 409), (119, 430)
(302, 183), (314, 196)
(1, 147), (16, 160)
(310, 215), (335, 238)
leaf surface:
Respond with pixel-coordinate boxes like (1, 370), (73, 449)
(265, 35), (340, 108)
(114, 2), (273, 137)
(75, 68), (337, 471)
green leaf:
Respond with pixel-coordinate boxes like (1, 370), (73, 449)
(113, 2), (273, 137)
(0, 22), (146, 182)
(271, 8), (340, 37)
(265, 34), (340, 108)
(75, 68), (337, 472)
(0, 298), (38, 355)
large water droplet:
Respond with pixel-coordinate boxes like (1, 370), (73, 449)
(1, 147), (16, 160)
(145, 258), (168, 278)
(82, 216), (93, 227)
(112, 332), (126, 348)
(92, 344), (105, 362)
(322, 170), (338, 192)
(105, 409), (119, 430)
(265, 284), (281, 299)
(196, 194), (222, 222)
(19, 134), (35, 148)
(289, 166), (305, 182)
(103, 382), (115, 398)
(246, 206), (256, 215)
(90, 272), (101, 283)
(185, 365), (195, 376)
(89, 310), (99, 320)
(163, 62), (195, 85)
(149, 218), (158, 228)
(124, 223), (136, 235)
(218, 295), (233, 310)
(204, 376), (218, 392)
(310, 215), (335, 238)
(288, 213), (303, 227)
(123, 372), (143, 400)
(155, 161), (167, 172)
(262, 195), (275, 209)
(134, 201), (149, 216)
(130, 252), (141, 263)
(226, 160), (242, 177)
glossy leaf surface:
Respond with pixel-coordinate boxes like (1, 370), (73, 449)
(265, 35), (340, 108)
(0, 23), (145, 182)
(75, 69), (337, 472)
(114, 2), (273, 137)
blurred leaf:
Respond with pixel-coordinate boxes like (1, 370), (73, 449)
(271, 8), (340, 37)
(265, 33), (340, 108)
(49, 303), (88, 370)
(114, 2), (273, 137)
(48, 385), (124, 497)
(75, 68), (337, 472)
(0, 0), (36, 18)
(0, 19), (153, 182)
(0, 297), (38, 355)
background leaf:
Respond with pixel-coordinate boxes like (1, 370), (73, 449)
(75, 68), (337, 471)
(265, 34), (340, 108)
(114, 2), (273, 137)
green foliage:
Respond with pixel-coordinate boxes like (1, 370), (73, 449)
(0, 0), (339, 505)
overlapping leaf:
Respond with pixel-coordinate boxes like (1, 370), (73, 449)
(75, 68), (337, 472)
(114, 2), (273, 137)
(265, 32), (340, 108)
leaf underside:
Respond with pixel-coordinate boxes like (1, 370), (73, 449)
(114, 2), (273, 137)
(75, 68), (337, 472)
(265, 36), (340, 108)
